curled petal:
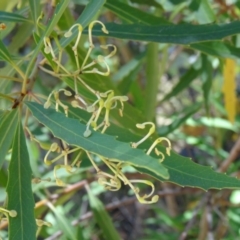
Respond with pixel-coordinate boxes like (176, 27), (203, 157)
(137, 195), (159, 204)
(63, 90), (72, 96)
(132, 122), (156, 148)
(64, 23), (83, 38)
(100, 44), (117, 58)
(9, 210), (17, 217)
(44, 143), (61, 165)
(0, 207), (17, 218)
(44, 100), (51, 109)
(147, 137), (171, 156)
(71, 100), (79, 108)
(154, 148), (165, 163)
(36, 219), (52, 227)
(84, 124), (92, 137)
(97, 172), (121, 191)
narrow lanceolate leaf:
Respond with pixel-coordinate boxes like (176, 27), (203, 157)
(223, 58), (236, 123)
(7, 120), (36, 240)
(158, 103), (202, 136)
(105, 0), (168, 24)
(28, 0), (40, 26)
(193, 0), (215, 24)
(25, 102), (169, 179)
(47, 204), (77, 240)
(89, 21), (240, 44)
(191, 42), (240, 59)
(0, 109), (18, 169)
(160, 68), (201, 103)
(87, 189), (121, 240)
(0, 11), (30, 23)
(0, 40), (13, 63)
(116, 53), (145, 94)
(138, 153), (240, 190)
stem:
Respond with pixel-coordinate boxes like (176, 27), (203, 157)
(144, 43), (167, 121)
(0, 75), (23, 83)
(0, 93), (14, 102)
(144, 43), (159, 120)
(11, 62), (28, 93)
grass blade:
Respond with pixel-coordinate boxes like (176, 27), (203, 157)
(87, 187), (121, 240)
(0, 40), (13, 63)
(0, 10), (31, 23)
(28, 0), (40, 26)
(160, 67), (201, 103)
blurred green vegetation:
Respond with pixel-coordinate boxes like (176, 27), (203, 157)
(1, 0), (240, 239)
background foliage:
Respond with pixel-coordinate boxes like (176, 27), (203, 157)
(1, 0), (240, 239)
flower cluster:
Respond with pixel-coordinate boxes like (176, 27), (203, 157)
(33, 21), (172, 204)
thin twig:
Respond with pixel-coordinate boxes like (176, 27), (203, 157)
(218, 136), (240, 173)
(179, 192), (210, 240)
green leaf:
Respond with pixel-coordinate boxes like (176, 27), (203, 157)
(130, 0), (163, 9)
(87, 188), (121, 240)
(60, 0), (106, 48)
(57, 6), (75, 30)
(201, 55), (213, 115)
(0, 109), (18, 169)
(116, 53), (145, 94)
(25, 102), (169, 179)
(28, 0), (40, 26)
(33, 32), (57, 71)
(0, 10), (31, 23)
(26, 0), (71, 78)
(0, 40), (13, 63)
(160, 67), (201, 103)
(113, 52), (145, 82)
(138, 153), (240, 190)
(0, 168), (7, 187)
(105, 0), (168, 24)
(6, 120), (36, 240)
(47, 204), (77, 240)
(158, 103), (202, 136)
(190, 0), (215, 24)
(191, 41), (240, 59)
(89, 21), (240, 44)
(8, 22), (34, 53)
(187, 117), (240, 132)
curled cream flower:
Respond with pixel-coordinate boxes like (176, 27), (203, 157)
(36, 219), (52, 227)
(54, 164), (74, 186)
(81, 20), (109, 70)
(64, 23), (83, 69)
(87, 154), (159, 204)
(43, 141), (81, 186)
(147, 137), (171, 156)
(44, 89), (71, 117)
(97, 171), (121, 191)
(131, 122), (156, 148)
(0, 207), (17, 218)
